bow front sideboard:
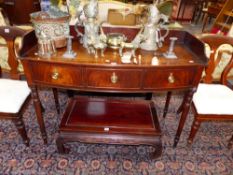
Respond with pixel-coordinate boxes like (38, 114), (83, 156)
(19, 28), (208, 149)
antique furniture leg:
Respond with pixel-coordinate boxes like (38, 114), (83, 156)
(228, 135), (233, 149)
(163, 90), (189, 118)
(150, 143), (162, 159)
(163, 91), (172, 118)
(176, 98), (185, 114)
(52, 88), (60, 114)
(173, 89), (195, 147)
(31, 86), (47, 144)
(56, 136), (69, 154)
(187, 117), (201, 145)
(13, 117), (30, 146)
(176, 92), (188, 115)
(150, 103), (162, 158)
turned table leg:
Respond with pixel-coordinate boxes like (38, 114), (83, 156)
(52, 88), (60, 114)
(173, 88), (195, 147)
(31, 86), (48, 144)
(163, 91), (172, 118)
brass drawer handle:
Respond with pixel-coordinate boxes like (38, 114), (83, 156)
(111, 72), (118, 84)
(168, 73), (175, 83)
(51, 72), (59, 80)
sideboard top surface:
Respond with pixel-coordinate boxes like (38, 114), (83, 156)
(21, 29), (208, 68)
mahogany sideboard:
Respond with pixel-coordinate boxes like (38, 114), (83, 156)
(19, 28), (208, 148)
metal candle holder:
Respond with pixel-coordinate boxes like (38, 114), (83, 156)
(63, 35), (77, 59)
(163, 37), (178, 59)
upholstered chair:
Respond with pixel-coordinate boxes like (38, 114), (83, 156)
(0, 25), (62, 145)
(0, 27), (32, 146)
(0, 25), (60, 113)
(163, 34), (233, 118)
(187, 34), (233, 148)
(0, 70), (31, 146)
(165, 34), (233, 148)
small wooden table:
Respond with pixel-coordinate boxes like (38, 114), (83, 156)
(57, 97), (162, 157)
(20, 28), (208, 149)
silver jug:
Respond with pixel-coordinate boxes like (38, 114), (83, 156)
(133, 4), (169, 51)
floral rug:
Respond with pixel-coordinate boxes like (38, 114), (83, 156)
(0, 89), (232, 175)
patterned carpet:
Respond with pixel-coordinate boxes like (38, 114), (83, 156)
(0, 89), (232, 175)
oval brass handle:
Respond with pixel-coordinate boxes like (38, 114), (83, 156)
(110, 72), (118, 84)
(168, 73), (175, 83)
(51, 72), (59, 80)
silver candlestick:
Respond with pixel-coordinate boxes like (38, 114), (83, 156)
(163, 37), (178, 59)
(63, 35), (77, 59)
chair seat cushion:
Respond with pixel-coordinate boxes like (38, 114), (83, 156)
(193, 83), (233, 115)
(0, 79), (31, 113)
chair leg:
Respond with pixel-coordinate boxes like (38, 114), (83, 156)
(228, 135), (233, 149)
(188, 118), (201, 145)
(13, 117), (29, 146)
(163, 91), (172, 118)
(52, 88), (60, 114)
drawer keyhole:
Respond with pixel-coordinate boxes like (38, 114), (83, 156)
(168, 73), (175, 84)
(52, 72), (59, 80)
(111, 72), (118, 84)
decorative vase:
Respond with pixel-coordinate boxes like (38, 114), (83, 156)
(30, 9), (70, 48)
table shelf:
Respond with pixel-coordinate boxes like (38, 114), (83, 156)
(56, 97), (162, 158)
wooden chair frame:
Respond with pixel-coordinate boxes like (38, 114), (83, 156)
(0, 26), (32, 146)
(188, 34), (233, 148)
(0, 26), (60, 146)
(165, 34), (233, 148)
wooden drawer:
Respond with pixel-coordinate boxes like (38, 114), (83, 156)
(143, 68), (196, 89)
(86, 68), (142, 89)
(30, 62), (83, 87)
